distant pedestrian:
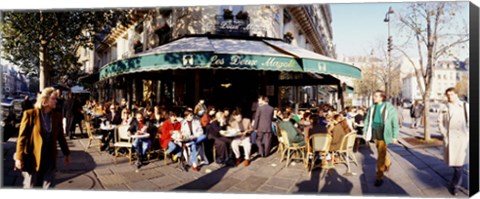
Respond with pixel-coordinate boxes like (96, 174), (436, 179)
(14, 87), (70, 188)
(410, 100), (423, 128)
(437, 87), (469, 196)
(253, 96), (274, 158)
(363, 90), (399, 187)
(396, 102), (404, 128)
(63, 92), (77, 139)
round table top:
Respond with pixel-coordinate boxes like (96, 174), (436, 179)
(220, 130), (241, 137)
(130, 133), (149, 139)
(100, 125), (116, 131)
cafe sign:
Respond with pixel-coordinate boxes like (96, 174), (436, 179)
(210, 54), (302, 71)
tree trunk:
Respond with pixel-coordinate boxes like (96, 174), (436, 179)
(39, 41), (50, 91)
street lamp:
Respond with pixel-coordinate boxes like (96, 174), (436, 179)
(384, 6), (394, 102)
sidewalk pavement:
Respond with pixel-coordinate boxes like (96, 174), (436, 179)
(2, 111), (469, 197)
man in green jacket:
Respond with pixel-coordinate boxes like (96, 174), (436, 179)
(363, 90), (399, 187)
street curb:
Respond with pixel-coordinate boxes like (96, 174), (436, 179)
(398, 137), (443, 149)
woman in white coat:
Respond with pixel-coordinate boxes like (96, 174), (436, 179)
(180, 109), (208, 171)
(437, 87), (469, 196)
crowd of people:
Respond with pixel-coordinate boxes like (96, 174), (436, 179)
(13, 87), (469, 196)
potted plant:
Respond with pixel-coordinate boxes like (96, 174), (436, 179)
(223, 9), (233, 20)
(236, 11), (249, 20)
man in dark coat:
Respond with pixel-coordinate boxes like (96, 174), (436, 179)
(254, 96), (274, 158)
(63, 92), (76, 139)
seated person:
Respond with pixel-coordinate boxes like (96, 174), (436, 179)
(229, 111), (253, 167)
(128, 112), (155, 169)
(180, 109), (208, 171)
(354, 108), (365, 135)
(328, 114), (352, 163)
(101, 104), (122, 150)
(206, 112), (230, 165)
(160, 112), (182, 162)
(308, 114), (328, 136)
(278, 112), (305, 147)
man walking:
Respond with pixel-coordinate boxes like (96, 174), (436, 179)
(254, 96), (274, 158)
(410, 100), (423, 129)
(363, 90), (399, 187)
(437, 87), (469, 196)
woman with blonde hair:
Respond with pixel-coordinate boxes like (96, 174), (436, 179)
(14, 87), (71, 188)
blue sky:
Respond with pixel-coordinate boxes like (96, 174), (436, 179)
(330, 2), (470, 60)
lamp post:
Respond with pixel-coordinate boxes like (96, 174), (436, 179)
(384, 6), (394, 102)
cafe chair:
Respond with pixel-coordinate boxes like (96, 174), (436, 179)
(113, 124), (133, 164)
(276, 123), (287, 161)
(336, 132), (359, 166)
(280, 130), (306, 168)
(85, 121), (103, 151)
(307, 134), (332, 177)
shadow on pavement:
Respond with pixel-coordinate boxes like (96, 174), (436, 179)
(390, 147), (468, 196)
(2, 138), (97, 189)
(173, 165), (231, 191)
(319, 168), (353, 194)
(358, 142), (409, 196)
(294, 168), (321, 193)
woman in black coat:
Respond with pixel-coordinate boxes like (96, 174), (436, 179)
(206, 112), (230, 165)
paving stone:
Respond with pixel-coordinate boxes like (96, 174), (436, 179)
(126, 179), (159, 191)
(225, 185), (244, 193)
(406, 169), (444, 190)
(209, 177), (241, 192)
(56, 173), (97, 190)
(94, 167), (113, 176)
(98, 174), (127, 186)
(121, 168), (166, 183)
(265, 176), (295, 190)
(234, 175), (268, 192)
(150, 175), (181, 188)
(257, 184), (289, 193)
(103, 183), (130, 191)
(110, 164), (135, 174)
(276, 168), (304, 179)
(229, 169), (257, 181)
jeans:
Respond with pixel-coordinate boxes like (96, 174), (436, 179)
(133, 138), (151, 156)
(167, 141), (182, 157)
(186, 134), (207, 166)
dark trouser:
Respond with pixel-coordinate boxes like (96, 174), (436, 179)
(213, 136), (231, 163)
(256, 131), (272, 157)
(101, 130), (115, 149)
(451, 166), (464, 191)
(22, 167), (55, 189)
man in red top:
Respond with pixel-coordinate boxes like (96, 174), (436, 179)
(160, 112), (182, 160)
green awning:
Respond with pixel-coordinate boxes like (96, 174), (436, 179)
(100, 52), (303, 80)
(100, 36), (361, 81)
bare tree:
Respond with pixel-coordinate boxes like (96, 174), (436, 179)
(396, 2), (469, 141)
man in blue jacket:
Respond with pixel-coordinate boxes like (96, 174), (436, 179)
(363, 90), (399, 187)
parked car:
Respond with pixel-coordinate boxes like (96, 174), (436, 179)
(429, 103), (440, 113)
